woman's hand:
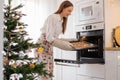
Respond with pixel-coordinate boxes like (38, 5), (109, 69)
(52, 38), (75, 50)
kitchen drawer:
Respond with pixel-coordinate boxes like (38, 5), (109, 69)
(92, 77), (104, 80)
(77, 75), (104, 80)
(77, 75), (91, 80)
(77, 64), (104, 78)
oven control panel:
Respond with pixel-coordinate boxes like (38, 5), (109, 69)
(75, 22), (104, 32)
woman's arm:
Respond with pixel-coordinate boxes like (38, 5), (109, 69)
(52, 38), (75, 50)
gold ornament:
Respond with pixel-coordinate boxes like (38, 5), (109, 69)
(29, 63), (35, 69)
(37, 47), (44, 53)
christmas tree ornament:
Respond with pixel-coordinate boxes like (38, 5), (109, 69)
(19, 51), (25, 59)
(29, 63), (35, 69)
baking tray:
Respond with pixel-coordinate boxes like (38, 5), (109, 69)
(70, 41), (98, 51)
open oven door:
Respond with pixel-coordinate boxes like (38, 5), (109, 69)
(54, 41), (104, 65)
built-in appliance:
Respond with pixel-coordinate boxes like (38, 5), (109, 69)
(76, 23), (104, 64)
(75, 0), (104, 25)
(54, 22), (105, 65)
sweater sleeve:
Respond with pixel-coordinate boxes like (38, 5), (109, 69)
(43, 15), (57, 43)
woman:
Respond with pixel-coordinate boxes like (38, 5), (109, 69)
(36, 1), (73, 80)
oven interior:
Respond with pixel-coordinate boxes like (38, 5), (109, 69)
(76, 29), (104, 64)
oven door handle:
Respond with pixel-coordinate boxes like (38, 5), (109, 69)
(88, 49), (98, 52)
(55, 62), (80, 67)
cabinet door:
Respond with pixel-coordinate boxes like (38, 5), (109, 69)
(62, 65), (77, 80)
(53, 64), (62, 80)
(105, 51), (118, 80)
(118, 52), (120, 80)
(118, 67), (120, 80)
(92, 77), (104, 80)
(76, 75), (91, 80)
(77, 64), (104, 78)
(53, 47), (62, 80)
(77, 75), (104, 80)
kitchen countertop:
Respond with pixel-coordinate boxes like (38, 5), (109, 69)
(105, 47), (120, 51)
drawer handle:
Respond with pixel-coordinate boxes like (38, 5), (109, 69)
(55, 62), (80, 67)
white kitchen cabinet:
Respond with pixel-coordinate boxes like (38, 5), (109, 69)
(54, 60), (77, 80)
(61, 65), (77, 80)
(118, 52), (120, 80)
(53, 63), (62, 80)
(53, 48), (77, 80)
(77, 75), (90, 80)
(77, 75), (104, 80)
(117, 51), (120, 80)
(92, 77), (104, 80)
(76, 64), (104, 78)
(105, 50), (120, 80)
(76, 64), (104, 80)
(118, 67), (120, 80)
(53, 47), (62, 80)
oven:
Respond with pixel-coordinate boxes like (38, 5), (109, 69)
(75, 0), (104, 25)
(76, 23), (104, 64)
(54, 22), (105, 65)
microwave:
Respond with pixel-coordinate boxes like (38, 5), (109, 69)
(75, 0), (104, 25)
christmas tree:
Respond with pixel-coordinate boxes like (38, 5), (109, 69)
(3, 0), (52, 80)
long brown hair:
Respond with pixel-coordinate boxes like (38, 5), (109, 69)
(55, 1), (73, 34)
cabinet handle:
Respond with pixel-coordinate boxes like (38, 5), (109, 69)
(55, 62), (80, 67)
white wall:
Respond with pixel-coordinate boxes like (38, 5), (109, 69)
(21, 0), (57, 42)
(105, 0), (120, 47)
(57, 0), (76, 38)
(0, 0), (3, 79)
